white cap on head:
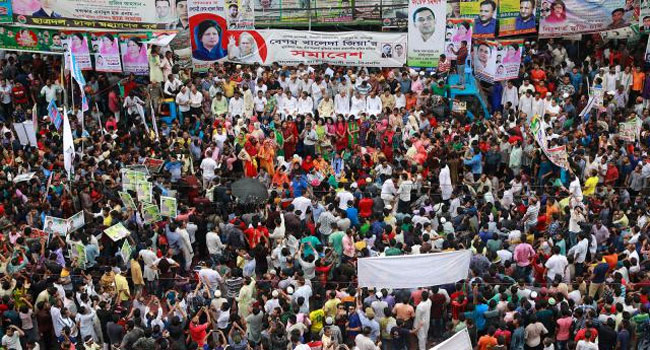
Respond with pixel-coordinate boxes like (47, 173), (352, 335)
(272, 290), (279, 298)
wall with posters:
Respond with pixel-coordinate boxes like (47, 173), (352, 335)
(538, 0), (627, 37)
(11, 0), (174, 29)
(473, 39), (522, 83)
(498, 0), (537, 36)
(407, 0), (446, 67)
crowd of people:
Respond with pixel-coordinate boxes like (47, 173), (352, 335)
(0, 34), (646, 350)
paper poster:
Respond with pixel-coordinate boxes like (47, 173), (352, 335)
(43, 216), (67, 236)
(143, 158), (165, 173)
(142, 203), (162, 224)
(104, 222), (131, 241)
(90, 33), (122, 73)
(119, 191), (137, 209)
(12, 172), (35, 183)
(460, 0), (497, 38)
(444, 18), (473, 60)
(122, 169), (149, 192)
(641, 0), (650, 31)
(407, 0), (447, 67)
(188, 0), (229, 71)
(225, 0), (254, 29)
(75, 243), (86, 268)
(65, 33), (92, 70)
(120, 240), (133, 263)
(0, 0), (11, 23)
(67, 211), (85, 233)
(119, 34), (149, 75)
(498, 0), (537, 36)
(137, 181), (154, 204)
(619, 121), (639, 141)
(160, 196), (178, 217)
(473, 39), (523, 83)
(539, 0), (627, 37)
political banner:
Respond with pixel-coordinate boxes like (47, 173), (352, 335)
(498, 0), (537, 36)
(460, 0), (497, 38)
(119, 34), (149, 75)
(0, 0), (12, 23)
(43, 215), (67, 236)
(354, 0), (381, 20)
(188, 0), (229, 71)
(169, 0), (192, 69)
(119, 191), (137, 209)
(539, 0), (627, 38)
(444, 18), (473, 60)
(225, 0), (254, 29)
(75, 243), (86, 268)
(447, 0), (461, 18)
(65, 33), (92, 70)
(142, 203), (162, 224)
(120, 240), (133, 263)
(137, 181), (154, 204)
(641, 0), (650, 31)
(144, 158), (166, 173)
(382, 0), (408, 28)
(0, 26), (66, 53)
(407, 0), (446, 67)
(253, 0), (280, 22)
(11, 0), (173, 29)
(531, 115), (570, 169)
(314, 0), (353, 23)
(473, 39), (522, 83)
(160, 196), (178, 217)
(224, 29), (407, 67)
(619, 120), (639, 141)
(104, 222), (131, 242)
(67, 211), (85, 233)
(90, 33), (122, 73)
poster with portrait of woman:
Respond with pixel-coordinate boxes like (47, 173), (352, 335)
(90, 33), (122, 73)
(119, 34), (149, 75)
(539, 0), (626, 37)
(473, 39), (522, 82)
(65, 33), (92, 70)
(189, 0), (229, 71)
(444, 18), (473, 60)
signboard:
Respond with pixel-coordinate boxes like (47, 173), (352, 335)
(188, 0), (229, 71)
(11, 0), (172, 29)
(460, 0), (497, 38)
(90, 33), (122, 73)
(160, 196), (178, 218)
(0, 1), (12, 23)
(222, 29), (406, 67)
(619, 121), (639, 141)
(538, 0), (627, 37)
(444, 18), (472, 60)
(382, 0), (407, 28)
(498, 0), (537, 36)
(119, 191), (137, 209)
(142, 203), (163, 224)
(407, 0), (446, 67)
(641, 0), (650, 31)
(136, 181), (154, 204)
(104, 222), (131, 242)
(473, 39), (523, 83)
(119, 33), (149, 76)
(67, 211), (85, 233)
(225, 0), (254, 29)
(43, 215), (67, 236)
(354, 0), (381, 20)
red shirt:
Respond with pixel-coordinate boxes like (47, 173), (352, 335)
(358, 198), (374, 218)
(12, 85), (28, 104)
(189, 322), (209, 346)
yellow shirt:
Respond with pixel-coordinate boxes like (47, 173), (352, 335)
(309, 309), (325, 333)
(323, 298), (341, 318)
(223, 81), (237, 98)
(115, 274), (130, 301)
(131, 259), (144, 286)
(583, 176), (599, 196)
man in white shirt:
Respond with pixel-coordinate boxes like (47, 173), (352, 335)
(545, 246), (568, 281)
(334, 90), (350, 116)
(396, 173), (413, 213)
(287, 75), (302, 97)
(297, 92), (314, 115)
(175, 86), (191, 118)
(518, 79), (535, 96)
(366, 91), (383, 116)
(349, 91), (367, 117)
(164, 74), (183, 97)
(336, 185), (354, 210)
(228, 91), (245, 117)
(395, 90), (406, 109)
(519, 89), (534, 117)
(200, 156), (218, 188)
(381, 174), (398, 206)
(40, 79), (62, 104)
(253, 90), (267, 115)
(300, 122), (318, 157)
(501, 81), (519, 109)
(281, 91), (298, 117)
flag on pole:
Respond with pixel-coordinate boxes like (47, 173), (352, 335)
(47, 100), (62, 130)
(80, 91), (89, 113)
(70, 50), (89, 113)
(62, 106), (75, 179)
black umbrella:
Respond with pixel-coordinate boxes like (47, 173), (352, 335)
(230, 178), (268, 204)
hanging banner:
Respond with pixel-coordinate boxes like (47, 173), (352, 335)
(169, 0), (192, 68)
(444, 18), (473, 60)
(120, 34), (149, 75)
(460, 0), (497, 38)
(225, 0), (254, 29)
(65, 33), (92, 70)
(11, 0), (173, 29)
(90, 33), (122, 73)
(473, 39), (523, 83)
(642, 0), (650, 31)
(0, 26), (65, 53)
(447, 0), (461, 18)
(382, 0), (408, 28)
(0, 1), (12, 23)
(498, 0), (537, 36)
(354, 0), (381, 20)
(188, 0), (228, 71)
(224, 29), (407, 67)
(407, 0), (446, 67)
(539, 0), (627, 38)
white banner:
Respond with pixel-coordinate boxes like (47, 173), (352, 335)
(430, 329), (472, 350)
(407, 0), (447, 67)
(357, 250), (471, 289)
(225, 29), (407, 67)
(473, 39), (522, 83)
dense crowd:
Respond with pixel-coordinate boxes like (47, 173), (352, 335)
(0, 35), (646, 350)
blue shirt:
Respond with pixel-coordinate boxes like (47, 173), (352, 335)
(346, 207), (359, 227)
(463, 153), (483, 175)
(474, 18), (496, 35)
(165, 161), (183, 182)
(515, 15), (536, 30)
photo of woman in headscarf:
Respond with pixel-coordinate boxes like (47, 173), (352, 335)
(227, 32), (261, 64)
(99, 34), (119, 55)
(122, 37), (148, 66)
(70, 33), (89, 54)
(192, 20), (226, 61)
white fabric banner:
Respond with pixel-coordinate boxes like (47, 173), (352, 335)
(430, 329), (472, 350)
(357, 250), (471, 289)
